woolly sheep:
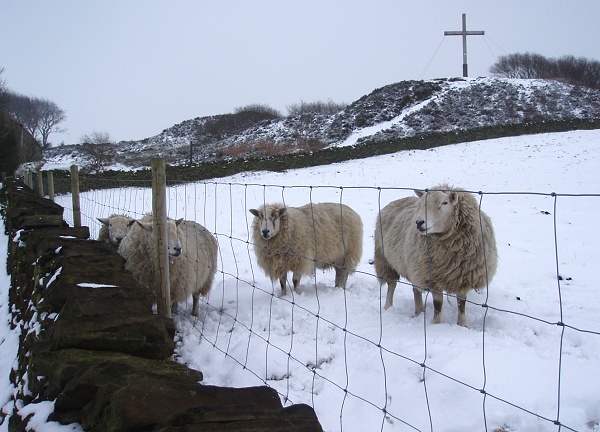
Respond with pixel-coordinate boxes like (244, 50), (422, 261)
(117, 215), (218, 316)
(373, 184), (498, 327)
(97, 214), (133, 248)
(249, 202), (363, 295)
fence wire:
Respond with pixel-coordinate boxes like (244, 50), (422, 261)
(54, 177), (600, 432)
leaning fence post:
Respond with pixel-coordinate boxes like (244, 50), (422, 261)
(151, 158), (171, 318)
(47, 171), (55, 201)
(70, 165), (81, 227)
(36, 171), (44, 198)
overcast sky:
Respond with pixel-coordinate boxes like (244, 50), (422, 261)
(2, 1), (599, 146)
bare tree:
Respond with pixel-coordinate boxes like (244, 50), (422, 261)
(0, 67), (8, 111)
(234, 104), (282, 118)
(5, 92), (66, 148)
(80, 130), (112, 145)
(490, 52), (600, 89)
(583, 60), (600, 90)
(287, 99), (347, 117)
(6, 92), (38, 135)
(37, 98), (66, 148)
(555, 55), (600, 89)
(80, 130), (115, 173)
(490, 52), (555, 79)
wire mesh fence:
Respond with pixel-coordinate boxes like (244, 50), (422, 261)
(52, 174), (600, 432)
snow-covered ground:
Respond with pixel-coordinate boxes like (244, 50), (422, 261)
(3, 129), (600, 431)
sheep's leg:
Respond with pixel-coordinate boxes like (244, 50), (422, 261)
(456, 295), (467, 327)
(191, 293), (199, 317)
(292, 272), (301, 293)
(335, 267), (349, 289)
(384, 281), (396, 309)
(279, 276), (287, 296)
(413, 286), (424, 316)
(432, 290), (443, 324)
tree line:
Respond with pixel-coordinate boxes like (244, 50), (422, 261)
(0, 69), (66, 149)
(490, 53), (600, 90)
(0, 67), (69, 174)
(2, 52), (599, 176)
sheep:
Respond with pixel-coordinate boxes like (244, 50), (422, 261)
(117, 214), (218, 316)
(97, 214), (134, 248)
(249, 202), (363, 295)
(373, 184), (498, 327)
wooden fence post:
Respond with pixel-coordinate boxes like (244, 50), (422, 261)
(36, 171), (44, 197)
(47, 171), (55, 201)
(151, 158), (171, 318)
(70, 165), (81, 227)
(27, 170), (33, 188)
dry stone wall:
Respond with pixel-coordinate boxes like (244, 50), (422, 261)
(1, 177), (322, 432)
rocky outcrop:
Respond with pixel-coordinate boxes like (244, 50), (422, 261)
(1, 177), (323, 431)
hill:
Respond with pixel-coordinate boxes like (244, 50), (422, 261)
(48, 129), (600, 432)
(42, 77), (600, 172)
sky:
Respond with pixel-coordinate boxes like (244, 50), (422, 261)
(1, 128), (588, 431)
(1, 1), (599, 146)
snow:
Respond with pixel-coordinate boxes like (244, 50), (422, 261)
(336, 78), (473, 147)
(38, 78), (600, 171)
(0, 231), (20, 430)
(2, 129), (600, 431)
(76, 283), (119, 288)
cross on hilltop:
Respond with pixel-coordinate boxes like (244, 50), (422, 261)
(444, 13), (485, 77)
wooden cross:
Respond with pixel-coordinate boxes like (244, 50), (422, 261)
(444, 13), (485, 77)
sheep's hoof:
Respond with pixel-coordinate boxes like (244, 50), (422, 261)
(432, 314), (442, 324)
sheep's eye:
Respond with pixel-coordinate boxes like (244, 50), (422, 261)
(442, 201), (448, 205)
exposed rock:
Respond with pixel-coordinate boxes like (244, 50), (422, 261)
(42, 77), (600, 170)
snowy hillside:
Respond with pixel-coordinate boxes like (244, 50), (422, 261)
(42, 77), (600, 171)
(41, 129), (600, 432)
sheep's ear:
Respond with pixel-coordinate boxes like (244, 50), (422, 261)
(175, 218), (184, 226)
(448, 192), (458, 204)
(98, 217), (109, 225)
(135, 221), (153, 232)
(249, 209), (260, 217)
(141, 222), (154, 232)
(127, 219), (137, 227)
(414, 190), (425, 198)
(273, 207), (286, 218)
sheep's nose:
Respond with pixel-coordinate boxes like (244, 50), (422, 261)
(416, 220), (425, 230)
(262, 229), (270, 238)
(174, 246), (182, 255)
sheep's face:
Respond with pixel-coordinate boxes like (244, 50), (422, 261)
(414, 189), (457, 235)
(99, 216), (133, 245)
(250, 206), (285, 240)
(135, 218), (183, 258)
(166, 220), (183, 258)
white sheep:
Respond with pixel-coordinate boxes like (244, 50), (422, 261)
(374, 184), (498, 327)
(249, 202), (363, 295)
(117, 215), (218, 316)
(97, 214), (133, 248)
